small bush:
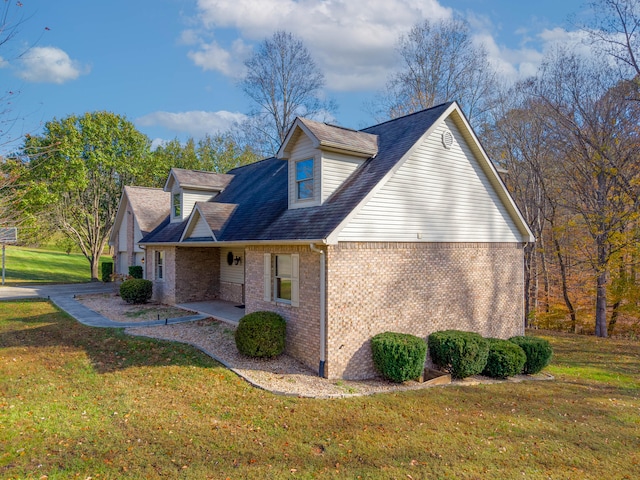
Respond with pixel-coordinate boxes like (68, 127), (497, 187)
(128, 265), (143, 279)
(119, 278), (153, 304)
(428, 330), (489, 379)
(509, 336), (553, 374)
(371, 332), (427, 383)
(483, 338), (526, 379)
(235, 311), (286, 358)
(101, 261), (113, 282)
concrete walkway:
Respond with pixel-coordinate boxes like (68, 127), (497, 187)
(0, 283), (208, 328)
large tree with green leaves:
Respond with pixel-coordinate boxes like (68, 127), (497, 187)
(19, 111), (159, 280)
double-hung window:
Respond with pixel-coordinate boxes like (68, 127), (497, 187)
(264, 253), (299, 306)
(295, 159), (314, 200)
(172, 193), (181, 218)
(155, 250), (164, 280)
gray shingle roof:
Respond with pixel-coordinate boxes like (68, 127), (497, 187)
(140, 103), (453, 244)
(195, 202), (238, 238)
(167, 168), (234, 191)
(296, 118), (378, 157)
(124, 186), (170, 235)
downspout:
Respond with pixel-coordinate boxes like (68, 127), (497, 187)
(309, 243), (326, 377)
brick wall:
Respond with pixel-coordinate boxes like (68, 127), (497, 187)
(245, 245), (322, 374)
(220, 281), (243, 304)
(174, 247), (219, 303)
(147, 246), (176, 304)
(325, 242), (525, 380)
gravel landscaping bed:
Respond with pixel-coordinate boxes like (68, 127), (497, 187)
(76, 293), (552, 398)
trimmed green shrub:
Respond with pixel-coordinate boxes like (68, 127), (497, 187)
(371, 332), (427, 383)
(119, 278), (153, 304)
(428, 330), (489, 379)
(235, 311), (286, 358)
(483, 338), (526, 379)
(509, 336), (553, 374)
(101, 261), (113, 282)
(128, 265), (143, 279)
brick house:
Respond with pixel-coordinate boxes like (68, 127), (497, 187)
(137, 102), (534, 380)
(109, 186), (170, 276)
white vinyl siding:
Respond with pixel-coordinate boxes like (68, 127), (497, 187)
(118, 220), (127, 251)
(133, 223), (143, 252)
(221, 248), (244, 284)
(337, 119), (522, 242)
(183, 190), (217, 219)
(288, 134), (320, 209)
(185, 214), (213, 240)
(321, 152), (363, 202)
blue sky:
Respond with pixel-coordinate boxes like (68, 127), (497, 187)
(1, 0), (587, 154)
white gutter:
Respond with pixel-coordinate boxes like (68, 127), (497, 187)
(309, 243), (326, 378)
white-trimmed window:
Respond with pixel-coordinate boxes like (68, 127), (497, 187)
(155, 250), (164, 280)
(172, 193), (181, 217)
(264, 253), (299, 306)
(295, 159), (314, 200)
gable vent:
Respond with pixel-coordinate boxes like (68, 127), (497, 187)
(442, 130), (454, 149)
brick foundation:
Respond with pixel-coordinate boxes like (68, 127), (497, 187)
(220, 281), (244, 304)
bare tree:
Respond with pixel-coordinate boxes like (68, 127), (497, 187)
(239, 31), (333, 155)
(378, 18), (497, 126)
(582, 0), (640, 76)
(532, 49), (640, 337)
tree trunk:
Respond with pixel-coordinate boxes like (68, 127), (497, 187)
(595, 241), (608, 337)
(554, 236), (576, 332)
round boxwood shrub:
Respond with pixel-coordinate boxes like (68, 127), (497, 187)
(509, 336), (553, 374)
(235, 311), (286, 358)
(371, 332), (427, 383)
(482, 338), (526, 379)
(428, 330), (489, 379)
(119, 278), (153, 304)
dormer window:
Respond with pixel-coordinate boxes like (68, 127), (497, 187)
(296, 159), (314, 200)
(172, 193), (181, 217)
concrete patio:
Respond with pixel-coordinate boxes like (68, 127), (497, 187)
(176, 299), (245, 325)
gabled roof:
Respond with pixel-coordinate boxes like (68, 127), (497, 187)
(108, 186), (170, 245)
(140, 102), (534, 245)
(277, 117), (378, 159)
(164, 167), (234, 192)
(180, 202), (238, 242)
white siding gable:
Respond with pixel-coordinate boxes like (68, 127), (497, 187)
(171, 186), (218, 223)
(184, 214), (214, 240)
(337, 118), (522, 242)
(117, 219), (127, 252)
(133, 222), (143, 252)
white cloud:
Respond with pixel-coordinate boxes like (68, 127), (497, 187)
(17, 46), (88, 84)
(0, 56), (8, 68)
(188, 38), (250, 77)
(136, 110), (247, 137)
(187, 0), (452, 91)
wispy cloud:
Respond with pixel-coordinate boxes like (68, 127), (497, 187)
(136, 110), (247, 137)
(17, 46), (88, 84)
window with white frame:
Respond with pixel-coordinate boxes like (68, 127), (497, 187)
(264, 253), (299, 306)
(155, 250), (164, 280)
(295, 159), (314, 200)
(172, 193), (181, 217)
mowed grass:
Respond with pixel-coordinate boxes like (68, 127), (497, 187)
(1, 247), (110, 284)
(1, 301), (639, 479)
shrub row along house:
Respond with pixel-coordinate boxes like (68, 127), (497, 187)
(109, 102), (534, 380)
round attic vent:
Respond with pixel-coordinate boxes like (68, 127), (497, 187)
(442, 130), (454, 149)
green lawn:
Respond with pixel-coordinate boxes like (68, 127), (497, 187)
(1, 300), (639, 479)
(0, 246), (110, 284)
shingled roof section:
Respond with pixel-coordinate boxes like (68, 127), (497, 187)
(124, 186), (170, 235)
(167, 168), (234, 191)
(297, 118), (378, 157)
(141, 103), (452, 244)
(195, 202), (238, 238)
